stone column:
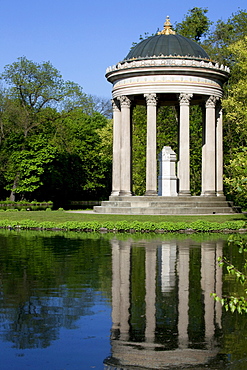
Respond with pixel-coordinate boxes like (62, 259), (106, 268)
(111, 99), (121, 196)
(202, 96), (218, 196)
(118, 96), (132, 196)
(216, 104), (224, 196)
(178, 93), (192, 196)
(144, 93), (158, 196)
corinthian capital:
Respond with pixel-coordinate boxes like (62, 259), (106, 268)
(144, 93), (158, 106)
(179, 93), (193, 105)
(206, 95), (218, 108)
(118, 95), (131, 108)
(112, 98), (120, 112)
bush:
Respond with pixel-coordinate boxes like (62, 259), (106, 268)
(0, 218), (245, 233)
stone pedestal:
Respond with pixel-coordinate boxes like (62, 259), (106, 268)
(158, 146), (178, 196)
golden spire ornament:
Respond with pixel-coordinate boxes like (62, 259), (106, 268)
(158, 16), (176, 35)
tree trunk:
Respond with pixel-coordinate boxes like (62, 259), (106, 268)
(9, 190), (15, 202)
(9, 174), (19, 201)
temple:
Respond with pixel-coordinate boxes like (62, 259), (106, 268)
(94, 18), (239, 214)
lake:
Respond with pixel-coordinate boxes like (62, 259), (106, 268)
(0, 230), (246, 369)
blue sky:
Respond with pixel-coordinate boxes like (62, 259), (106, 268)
(0, 0), (246, 99)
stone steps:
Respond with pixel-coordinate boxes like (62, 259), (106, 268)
(94, 206), (236, 215)
(100, 201), (233, 208)
(94, 196), (240, 215)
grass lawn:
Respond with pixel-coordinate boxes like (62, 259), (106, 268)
(0, 210), (246, 224)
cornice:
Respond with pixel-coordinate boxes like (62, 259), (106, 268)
(106, 57), (230, 80)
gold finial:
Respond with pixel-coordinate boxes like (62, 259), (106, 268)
(158, 16), (176, 35)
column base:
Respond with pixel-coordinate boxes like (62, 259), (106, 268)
(201, 191), (216, 197)
(119, 191), (132, 196)
(145, 190), (158, 196)
(178, 191), (191, 196)
(216, 191), (224, 197)
(111, 190), (120, 196)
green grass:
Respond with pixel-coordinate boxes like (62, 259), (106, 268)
(0, 209), (246, 224)
(0, 210), (246, 232)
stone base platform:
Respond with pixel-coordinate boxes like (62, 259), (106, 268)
(94, 195), (241, 215)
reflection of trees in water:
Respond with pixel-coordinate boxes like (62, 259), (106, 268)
(0, 231), (112, 349)
(3, 291), (95, 349)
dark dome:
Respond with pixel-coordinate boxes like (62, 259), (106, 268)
(124, 34), (209, 60)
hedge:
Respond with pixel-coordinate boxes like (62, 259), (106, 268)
(0, 219), (246, 233)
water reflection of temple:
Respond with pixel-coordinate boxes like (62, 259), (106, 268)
(104, 238), (223, 369)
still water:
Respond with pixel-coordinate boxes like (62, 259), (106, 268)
(0, 230), (246, 369)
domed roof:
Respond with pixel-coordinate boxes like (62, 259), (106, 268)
(124, 17), (210, 61)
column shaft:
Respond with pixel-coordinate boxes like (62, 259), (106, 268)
(119, 96), (132, 196)
(178, 93), (192, 196)
(216, 106), (224, 196)
(111, 99), (121, 196)
(202, 96), (217, 196)
(145, 93), (158, 196)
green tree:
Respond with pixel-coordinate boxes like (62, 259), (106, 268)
(42, 109), (111, 203)
(4, 135), (57, 199)
(0, 57), (90, 200)
(224, 149), (247, 209)
(0, 103), (60, 200)
(204, 9), (247, 65)
(175, 7), (212, 42)
(1, 57), (87, 114)
(221, 36), (247, 208)
(223, 36), (247, 136)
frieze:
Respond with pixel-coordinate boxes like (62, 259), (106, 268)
(113, 74), (220, 88)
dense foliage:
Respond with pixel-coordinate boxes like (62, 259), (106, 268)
(0, 215), (245, 233)
(0, 58), (112, 206)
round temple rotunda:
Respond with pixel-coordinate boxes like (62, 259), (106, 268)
(94, 17), (236, 215)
